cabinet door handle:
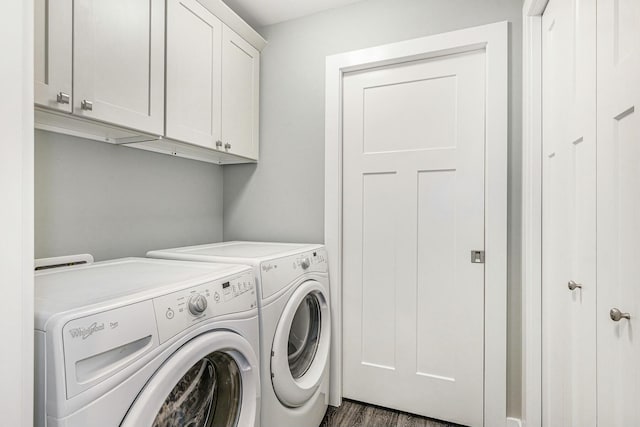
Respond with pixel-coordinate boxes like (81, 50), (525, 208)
(215, 140), (223, 149)
(568, 280), (582, 291)
(81, 100), (93, 111)
(224, 143), (231, 150)
(56, 92), (70, 104)
(610, 308), (631, 322)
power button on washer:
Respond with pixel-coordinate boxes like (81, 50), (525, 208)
(166, 308), (175, 319)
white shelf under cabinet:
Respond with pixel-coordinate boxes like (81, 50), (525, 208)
(125, 138), (258, 165)
(35, 108), (158, 144)
(35, 108), (257, 165)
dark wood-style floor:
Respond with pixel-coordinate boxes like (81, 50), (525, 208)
(320, 400), (466, 427)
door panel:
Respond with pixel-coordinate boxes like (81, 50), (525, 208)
(221, 26), (259, 160)
(360, 172), (397, 369)
(34, 0), (72, 112)
(73, 0), (165, 134)
(416, 169), (457, 380)
(362, 76), (457, 153)
(541, 0), (597, 426)
(597, 0), (640, 423)
(166, 0), (222, 148)
(343, 50), (485, 426)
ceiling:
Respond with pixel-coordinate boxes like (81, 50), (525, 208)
(223, 0), (364, 27)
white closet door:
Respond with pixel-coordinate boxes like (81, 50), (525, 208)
(342, 50), (486, 427)
(73, 0), (165, 135)
(165, 0), (222, 148)
(541, 0), (597, 426)
(597, 0), (640, 425)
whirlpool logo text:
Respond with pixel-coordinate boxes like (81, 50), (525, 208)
(69, 322), (105, 340)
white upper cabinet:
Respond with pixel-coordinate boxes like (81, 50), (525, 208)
(166, 0), (223, 149)
(73, 0), (165, 135)
(166, 3), (260, 161)
(34, 0), (72, 113)
(221, 25), (260, 160)
(34, 0), (264, 164)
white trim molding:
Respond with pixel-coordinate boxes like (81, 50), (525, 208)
(325, 21), (509, 426)
(0, 0), (34, 425)
(521, 1), (549, 427)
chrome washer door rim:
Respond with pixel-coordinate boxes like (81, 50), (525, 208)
(121, 331), (259, 427)
(271, 280), (331, 408)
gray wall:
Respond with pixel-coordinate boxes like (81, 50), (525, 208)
(35, 130), (224, 261)
(223, 0), (523, 417)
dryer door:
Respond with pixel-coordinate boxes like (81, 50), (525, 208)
(271, 280), (331, 407)
(121, 331), (259, 427)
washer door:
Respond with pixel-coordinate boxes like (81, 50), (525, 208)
(271, 280), (330, 407)
(121, 331), (259, 427)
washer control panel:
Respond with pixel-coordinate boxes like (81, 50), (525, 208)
(153, 271), (256, 343)
(260, 248), (328, 300)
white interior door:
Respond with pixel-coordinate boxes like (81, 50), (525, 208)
(541, 0), (597, 426)
(597, 0), (640, 424)
(342, 50), (486, 427)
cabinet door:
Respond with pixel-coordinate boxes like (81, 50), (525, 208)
(221, 26), (260, 160)
(166, 0), (222, 149)
(73, 0), (165, 135)
(34, 0), (72, 112)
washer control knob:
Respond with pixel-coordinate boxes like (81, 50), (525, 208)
(301, 257), (311, 270)
(188, 294), (208, 316)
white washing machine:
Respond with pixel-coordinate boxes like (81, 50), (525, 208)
(148, 242), (331, 427)
(35, 257), (261, 427)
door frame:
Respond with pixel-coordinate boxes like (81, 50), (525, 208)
(1, 0), (35, 425)
(521, 1), (549, 427)
(324, 21), (509, 426)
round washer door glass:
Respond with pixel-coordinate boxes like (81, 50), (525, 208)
(288, 293), (322, 379)
(153, 352), (241, 427)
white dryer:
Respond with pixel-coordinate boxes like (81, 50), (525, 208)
(35, 257), (261, 427)
(148, 242), (331, 427)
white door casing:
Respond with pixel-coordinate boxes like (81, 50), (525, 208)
(165, 0), (222, 149)
(34, 0), (72, 112)
(597, 0), (640, 424)
(73, 0), (165, 135)
(1, 0), (34, 425)
(521, 2), (549, 425)
(342, 50), (485, 426)
(325, 22), (508, 426)
(541, 0), (597, 426)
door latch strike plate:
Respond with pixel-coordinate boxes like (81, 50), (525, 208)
(471, 250), (485, 264)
